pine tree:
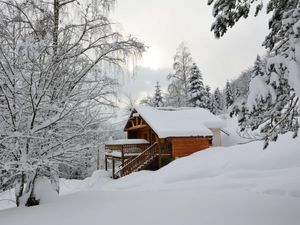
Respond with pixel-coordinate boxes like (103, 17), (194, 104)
(208, 0), (299, 47)
(152, 82), (164, 107)
(188, 63), (207, 108)
(205, 85), (213, 111)
(225, 81), (234, 109)
(231, 56), (298, 148)
(210, 95), (218, 115)
(209, 0), (300, 146)
(252, 55), (265, 78)
(213, 88), (224, 114)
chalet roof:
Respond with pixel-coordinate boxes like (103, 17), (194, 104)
(131, 106), (225, 138)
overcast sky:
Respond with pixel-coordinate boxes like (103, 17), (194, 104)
(111, 0), (270, 103)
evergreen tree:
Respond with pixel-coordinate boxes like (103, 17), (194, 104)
(152, 82), (164, 107)
(231, 56), (298, 148)
(225, 81), (234, 109)
(205, 85), (213, 111)
(231, 68), (253, 100)
(252, 55), (265, 78)
(208, 0), (299, 48)
(210, 95), (218, 114)
(232, 85), (240, 101)
(209, 0), (300, 146)
(213, 88), (224, 114)
(188, 63), (207, 108)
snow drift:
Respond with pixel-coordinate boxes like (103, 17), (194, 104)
(0, 133), (299, 225)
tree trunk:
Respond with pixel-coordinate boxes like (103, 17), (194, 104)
(53, 0), (59, 56)
(15, 173), (25, 207)
(15, 170), (41, 207)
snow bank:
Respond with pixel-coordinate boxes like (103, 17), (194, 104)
(60, 170), (111, 195)
(1, 134), (300, 225)
(34, 177), (58, 204)
(1, 189), (299, 225)
(0, 190), (15, 210)
(102, 133), (300, 199)
(219, 115), (247, 146)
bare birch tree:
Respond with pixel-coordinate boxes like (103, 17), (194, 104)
(0, 0), (145, 206)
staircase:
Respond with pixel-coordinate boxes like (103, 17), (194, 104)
(114, 142), (159, 178)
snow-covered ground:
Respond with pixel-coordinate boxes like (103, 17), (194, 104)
(101, 134), (300, 196)
(1, 132), (300, 225)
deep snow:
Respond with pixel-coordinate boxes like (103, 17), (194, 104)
(0, 133), (300, 225)
(101, 133), (300, 197)
(1, 190), (299, 225)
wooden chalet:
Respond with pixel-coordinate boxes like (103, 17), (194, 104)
(105, 106), (224, 178)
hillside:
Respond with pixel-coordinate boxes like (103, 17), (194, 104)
(0, 133), (299, 225)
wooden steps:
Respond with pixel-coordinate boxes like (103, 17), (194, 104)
(114, 142), (159, 178)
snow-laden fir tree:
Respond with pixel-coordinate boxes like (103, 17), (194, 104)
(231, 56), (270, 133)
(210, 92), (218, 114)
(205, 85), (213, 111)
(152, 82), (164, 107)
(0, 0), (144, 207)
(252, 55), (265, 77)
(225, 81), (234, 109)
(209, 0), (300, 146)
(232, 85), (241, 100)
(167, 42), (193, 107)
(231, 56), (298, 148)
(231, 68), (252, 100)
(188, 63), (208, 108)
(212, 88), (224, 114)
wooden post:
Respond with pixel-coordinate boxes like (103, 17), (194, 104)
(105, 156), (108, 171)
(112, 158), (115, 179)
(97, 149), (100, 170)
(121, 145), (124, 167)
(153, 134), (162, 169)
(158, 139), (162, 169)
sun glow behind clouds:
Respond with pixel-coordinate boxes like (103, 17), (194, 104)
(140, 48), (162, 70)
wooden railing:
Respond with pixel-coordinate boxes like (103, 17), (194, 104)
(121, 156), (136, 168)
(115, 142), (159, 178)
(105, 143), (150, 156)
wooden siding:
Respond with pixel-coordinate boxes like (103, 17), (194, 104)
(127, 122), (158, 144)
(137, 127), (150, 141)
(128, 127), (151, 143)
(170, 137), (210, 158)
(126, 115), (212, 157)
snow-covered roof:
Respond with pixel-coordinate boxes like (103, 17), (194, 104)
(105, 139), (149, 145)
(132, 106), (225, 138)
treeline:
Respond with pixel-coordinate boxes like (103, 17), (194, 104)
(141, 42), (254, 116)
(143, 43), (299, 150)
(141, 42), (225, 115)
